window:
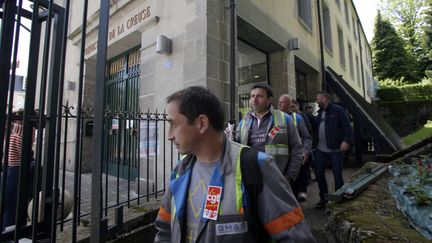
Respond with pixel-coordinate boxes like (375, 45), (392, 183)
(337, 26), (345, 67)
(295, 70), (308, 103)
(297, 0), (312, 29)
(237, 40), (268, 117)
(366, 49), (372, 68)
(356, 54), (361, 86)
(14, 75), (25, 91)
(348, 43), (354, 79)
(322, 3), (333, 52)
(238, 40), (268, 86)
(344, 0), (350, 28)
(352, 16), (357, 39)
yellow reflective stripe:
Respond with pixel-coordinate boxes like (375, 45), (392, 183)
(265, 144), (289, 155)
(273, 110), (286, 127)
(292, 112), (297, 127)
(235, 146), (245, 214)
(172, 200), (176, 222)
(273, 111), (279, 127)
(280, 111), (286, 126)
(240, 121), (248, 144)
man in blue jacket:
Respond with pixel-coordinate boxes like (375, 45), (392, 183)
(314, 91), (353, 207)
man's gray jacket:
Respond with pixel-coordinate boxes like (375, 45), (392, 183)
(154, 139), (316, 242)
(236, 107), (304, 181)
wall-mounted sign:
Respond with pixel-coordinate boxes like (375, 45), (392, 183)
(85, 1), (155, 59)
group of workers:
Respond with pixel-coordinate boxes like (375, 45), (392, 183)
(154, 83), (353, 242)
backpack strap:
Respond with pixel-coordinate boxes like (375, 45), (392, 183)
(240, 147), (271, 242)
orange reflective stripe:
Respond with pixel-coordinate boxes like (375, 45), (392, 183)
(158, 207), (171, 222)
(264, 207), (304, 235)
(239, 207), (244, 215)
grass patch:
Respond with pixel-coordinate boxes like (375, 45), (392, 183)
(403, 121), (432, 146)
(328, 175), (429, 242)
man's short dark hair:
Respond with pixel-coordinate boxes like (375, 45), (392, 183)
(251, 83), (273, 97)
(166, 86), (225, 131)
(316, 91), (330, 98)
(292, 100), (299, 106)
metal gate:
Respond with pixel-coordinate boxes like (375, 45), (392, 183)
(1, 0), (177, 242)
(104, 48), (141, 180)
(0, 0), (68, 241)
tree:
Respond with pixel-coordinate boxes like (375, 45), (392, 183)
(372, 11), (418, 82)
(420, 1), (432, 75)
(380, 0), (429, 79)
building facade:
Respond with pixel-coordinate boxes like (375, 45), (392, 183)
(63, 0), (375, 191)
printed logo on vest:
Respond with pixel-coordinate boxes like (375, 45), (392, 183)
(268, 126), (280, 139)
(203, 186), (222, 220)
(215, 221), (248, 235)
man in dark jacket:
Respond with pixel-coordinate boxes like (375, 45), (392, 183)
(313, 91), (353, 207)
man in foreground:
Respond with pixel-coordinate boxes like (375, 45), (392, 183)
(154, 86), (315, 242)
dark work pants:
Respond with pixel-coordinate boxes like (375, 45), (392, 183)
(292, 158), (311, 198)
(1, 164), (36, 231)
(314, 150), (344, 200)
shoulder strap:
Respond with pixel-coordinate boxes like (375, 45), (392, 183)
(240, 147), (271, 242)
(240, 147), (262, 190)
(171, 154), (194, 180)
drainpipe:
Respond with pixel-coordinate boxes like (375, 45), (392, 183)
(229, 0), (236, 122)
(316, 0), (326, 90)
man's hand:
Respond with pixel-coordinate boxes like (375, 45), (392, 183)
(340, 141), (350, 152)
(302, 154), (309, 165)
(224, 125), (235, 140)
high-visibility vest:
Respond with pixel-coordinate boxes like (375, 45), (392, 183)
(238, 110), (290, 173)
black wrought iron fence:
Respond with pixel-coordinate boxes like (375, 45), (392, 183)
(1, 0), (177, 242)
(1, 105), (175, 242)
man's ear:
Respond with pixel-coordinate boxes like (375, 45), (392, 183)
(196, 114), (209, 134)
(267, 96), (273, 104)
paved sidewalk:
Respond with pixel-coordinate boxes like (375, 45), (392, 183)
(300, 161), (361, 242)
(61, 171), (142, 216)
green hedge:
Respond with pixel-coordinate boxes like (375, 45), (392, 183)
(375, 100), (432, 136)
(377, 83), (432, 102)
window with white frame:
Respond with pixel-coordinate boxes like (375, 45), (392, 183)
(337, 26), (345, 67)
(356, 54), (361, 86)
(348, 43), (354, 79)
(344, 0), (350, 28)
(297, 0), (312, 29)
(322, 2), (333, 52)
(352, 16), (357, 39)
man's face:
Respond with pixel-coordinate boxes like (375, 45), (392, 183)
(166, 102), (201, 155)
(278, 96), (291, 113)
(291, 103), (300, 113)
(316, 94), (327, 109)
(250, 88), (272, 114)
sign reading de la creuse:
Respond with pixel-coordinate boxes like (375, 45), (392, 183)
(85, 2), (153, 59)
